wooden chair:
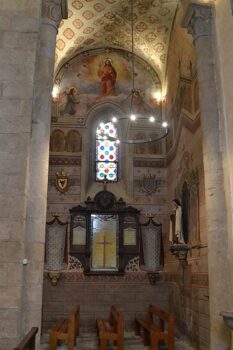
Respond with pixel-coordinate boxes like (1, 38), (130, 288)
(49, 305), (80, 350)
(96, 305), (124, 350)
(135, 304), (174, 350)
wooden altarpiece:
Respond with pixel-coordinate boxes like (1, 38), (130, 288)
(69, 190), (140, 274)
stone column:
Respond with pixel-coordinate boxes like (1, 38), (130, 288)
(21, 0), (67, 343)
(183, 3), (231, 348)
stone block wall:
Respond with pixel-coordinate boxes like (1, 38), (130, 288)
(0, 1), (41, 348)
(164, 273), (209, 350)
(162, 5), (209, 349)
(42, 272), (169, 333)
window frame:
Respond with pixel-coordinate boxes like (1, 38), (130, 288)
(95, 121), (119, 183)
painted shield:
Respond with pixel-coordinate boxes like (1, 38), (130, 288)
(140, 174), (157, 195)
(55, 170), (69, 193)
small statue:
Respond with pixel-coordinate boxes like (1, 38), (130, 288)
(169, 199), (185, 244)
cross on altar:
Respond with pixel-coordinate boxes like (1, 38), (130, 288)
(97, 235), (112, 267)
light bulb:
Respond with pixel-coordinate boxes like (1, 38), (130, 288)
(130, 114), (136, 121)
(162, 121), (168, 128)
(52, 85), (59, 99)
(112, 117), (118, 123)
(153, 91), (162, 101)
(149, 116), (155, 122)
(116, 139), (120, 144)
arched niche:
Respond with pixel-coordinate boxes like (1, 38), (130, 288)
(175, 166), (200, 245)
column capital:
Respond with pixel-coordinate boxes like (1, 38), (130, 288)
(42, 0), (68, 31)
(182, 2), (213, 40)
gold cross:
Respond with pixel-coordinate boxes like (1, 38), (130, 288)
(97, 235), (112, 267)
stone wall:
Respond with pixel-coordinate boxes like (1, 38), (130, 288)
(163, 5), (209, 349)
(42, 272), (169, 333)
(0, 1), (41, 348)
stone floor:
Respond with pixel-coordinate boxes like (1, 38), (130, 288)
(40, 332), (195, 349)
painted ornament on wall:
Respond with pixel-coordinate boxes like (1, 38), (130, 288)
(140, 172), (158, 195)
(55, 170), (69, 193)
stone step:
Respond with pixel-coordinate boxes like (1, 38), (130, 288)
(40, 332), (195, 350)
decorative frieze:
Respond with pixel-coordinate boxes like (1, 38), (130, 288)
(43, 271), (152, 284)
(133, 159), (166, 168)
(49, 156), (81, 166)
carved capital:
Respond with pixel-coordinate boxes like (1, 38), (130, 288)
(42, 0), (68, 31)
(182, 3), (213, 41)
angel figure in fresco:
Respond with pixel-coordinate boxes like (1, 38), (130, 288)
(169, 199), (185, 244)
(131, 89), (150, 115)
(97, 58), (117, 99)
(60, 86), (79, 116)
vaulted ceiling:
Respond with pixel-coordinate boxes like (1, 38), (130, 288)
(55, 0), (179, 81)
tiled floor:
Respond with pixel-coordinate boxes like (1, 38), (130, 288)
(40, 332), (195, 349)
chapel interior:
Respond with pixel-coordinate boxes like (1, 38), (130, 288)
(1, 0), (233, 349)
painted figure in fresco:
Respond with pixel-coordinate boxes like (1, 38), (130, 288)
(97, 58), (117, 98)
(131, 90), (149, 115)
(66, 130), (82, 153)
(169, 199), (185, 244)
(50, 129), (65, 152)
(60, 87), (79, 116)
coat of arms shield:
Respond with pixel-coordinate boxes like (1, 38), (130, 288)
(140, 173), (158, 195)
(55, 170), (69, 193)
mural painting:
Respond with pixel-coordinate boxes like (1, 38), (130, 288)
(134, 132), (162, 155)
(50, 129), (82, 153)
(54, 49), (162, 123)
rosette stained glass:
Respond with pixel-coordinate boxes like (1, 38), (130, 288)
(96, 122), (119, 182)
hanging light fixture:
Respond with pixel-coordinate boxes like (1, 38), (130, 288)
(98, 0), (169, 144)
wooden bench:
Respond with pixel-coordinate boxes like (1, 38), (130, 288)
(49, 305), (80, 350)
(135, 304), (174, 350)
(14, 327), (38, 350)
(96, 305), (124, 350)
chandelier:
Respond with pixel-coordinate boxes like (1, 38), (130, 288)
(98, 0), (169, 145)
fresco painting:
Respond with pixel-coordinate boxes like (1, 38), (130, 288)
(55, 49), (161, 121)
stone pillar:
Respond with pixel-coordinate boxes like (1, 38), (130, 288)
(0, 2), (42, 348)
(21, 0), (67, 344)
(183, 3), (231, 348)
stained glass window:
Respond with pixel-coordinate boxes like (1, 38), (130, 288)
(96, 122), (119, 182)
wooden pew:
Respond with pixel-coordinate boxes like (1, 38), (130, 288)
(13, 327), (38, 350)
(96, 305), (124, 350)
(135, 304), (174, 350)
(49, 305), (80, 350)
